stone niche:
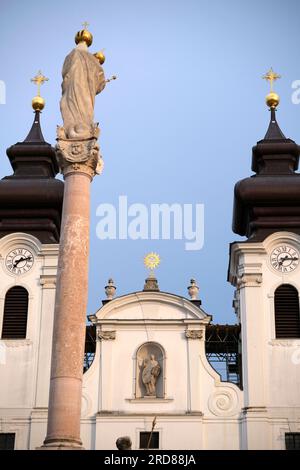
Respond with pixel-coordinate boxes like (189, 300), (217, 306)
(135, 342), (164, 399)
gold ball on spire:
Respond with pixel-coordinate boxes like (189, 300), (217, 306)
(94, 51), (105, 64)
(32, 95), (45, 111)
(266, 92), (280, 109)
(262, 68), (281, 109)
(30, 71), (48, 112)
(75, 29), (93, 47)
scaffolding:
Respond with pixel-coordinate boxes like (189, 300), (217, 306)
(205, 324), (242, 388)
(84, 324), (96, 373)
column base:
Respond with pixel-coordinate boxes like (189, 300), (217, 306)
(38, 438), (84, 450)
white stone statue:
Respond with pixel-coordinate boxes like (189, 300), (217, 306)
(60, 41), (106, 140)
(56, 28), (108, 178)
(142, 354), (161, 397)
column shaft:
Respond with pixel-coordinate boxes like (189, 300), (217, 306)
(44, 171), (91, 448)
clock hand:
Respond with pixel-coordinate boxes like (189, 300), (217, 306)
(13, 256), (32, 268)
(279, 255), (288, 266)
(13, 257), (25, 268)
(279, 256), (298, 266)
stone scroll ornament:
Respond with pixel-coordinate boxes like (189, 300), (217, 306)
(56, 25), (111, 178)
(208, 389), (239, 417)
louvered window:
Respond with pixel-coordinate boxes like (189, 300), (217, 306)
(285, 433), (300, 450)
(275, 284), (300, 338)
(1, 287), (28, 339)
(0, 433), (15, 450)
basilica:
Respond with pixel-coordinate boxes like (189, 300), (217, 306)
(0, 28), (300, 450)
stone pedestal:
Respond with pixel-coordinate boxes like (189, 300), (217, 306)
(41, 135), (102, 449)
(143, 273), (159, 292)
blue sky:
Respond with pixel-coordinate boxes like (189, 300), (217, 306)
(1, 0), (300, 322)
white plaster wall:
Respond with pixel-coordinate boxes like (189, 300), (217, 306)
(202, 420), (241, 449)
(0, 241), (247, 450)
(100, 326), (198, 414)
(82, 292), (243, 449)
(229, 232), (300, 449)
(0, 233), (58, 419)
(94, 416), (203, 450)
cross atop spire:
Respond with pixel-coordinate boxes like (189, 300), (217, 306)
(82, 21), (90, 30)
(262, 67), (281, 92)
(262, 68), (281, 109)
(31, 70), (49, 97)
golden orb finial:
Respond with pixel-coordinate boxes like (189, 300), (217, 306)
(265, 92), (280, 109)
(75, 21), (93, 47)
(262, 68), (281, 109)
(32, 95), (45, 111)
(94, 50), (105, 65)
(30, 70), (48, 111)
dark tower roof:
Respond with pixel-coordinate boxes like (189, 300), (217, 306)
(263, 107), (286, 140)
(232, 107), (300, 241)
(24, 109), (46, 143)
(0, 110), (64, 243)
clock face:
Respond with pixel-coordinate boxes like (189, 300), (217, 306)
(270, 245), (299, 273)
(5, 248), (34, 275)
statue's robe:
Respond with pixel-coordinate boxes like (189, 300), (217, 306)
(60, 43), (106, 139)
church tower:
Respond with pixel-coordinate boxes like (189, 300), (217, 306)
(0, 77), (63, 449)
(228, 70), (300, 449)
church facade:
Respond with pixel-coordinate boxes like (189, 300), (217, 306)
(0, 80), (300, 450)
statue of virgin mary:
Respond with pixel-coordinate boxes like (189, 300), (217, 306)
(60, 38), (106, 140)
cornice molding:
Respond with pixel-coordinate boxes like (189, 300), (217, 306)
(269, 340), (300, 347)
(1, 339), (32, 347)
(91, 291), (211, 323)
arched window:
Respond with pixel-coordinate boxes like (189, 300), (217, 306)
(1, 286), (29, 339)
(275, 284), (300, 338)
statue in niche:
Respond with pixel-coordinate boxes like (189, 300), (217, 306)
(142, 354), (161, 397)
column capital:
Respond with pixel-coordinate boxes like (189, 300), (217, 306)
(98, 330), (116, 341)
(237, 273), (262, 289)
(185, 329), (203, 340)
(40, 275), (57, 289)
(56, 129), (104, 180)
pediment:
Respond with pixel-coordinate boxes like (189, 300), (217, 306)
(90, 291), (211, 323)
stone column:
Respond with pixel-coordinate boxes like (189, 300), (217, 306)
(42, 135), (102, 449)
